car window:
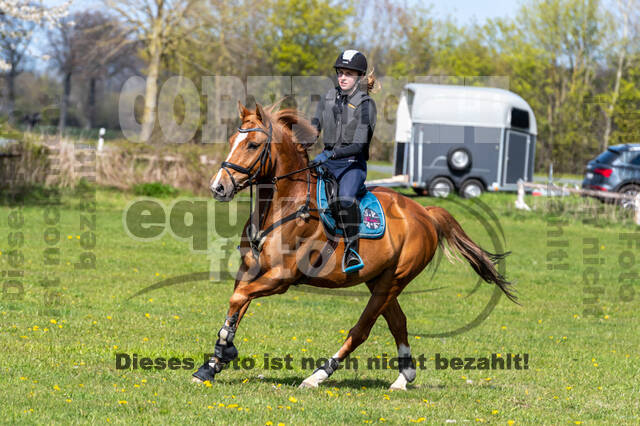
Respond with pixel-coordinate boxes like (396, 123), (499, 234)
(595, 150), (620, 164)
(630, 153), (640, 166)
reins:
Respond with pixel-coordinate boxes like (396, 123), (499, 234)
(219, 120), (320, 261)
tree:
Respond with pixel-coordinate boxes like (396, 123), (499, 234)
(47, 15), (86, 134)
(601, 0), (639, 149)
(0, 13), (34, 121)
(74, 11), (137, 128)
(263, 0), (353, 76)
(107, 0), (202, 143)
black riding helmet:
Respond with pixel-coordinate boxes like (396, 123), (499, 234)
(333, 50), (367, 75)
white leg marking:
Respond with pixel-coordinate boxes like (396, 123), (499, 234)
(390, 373), (408, 390)
(299, 369), (329, 388)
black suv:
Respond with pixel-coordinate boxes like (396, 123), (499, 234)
(582, 144), (640, 208)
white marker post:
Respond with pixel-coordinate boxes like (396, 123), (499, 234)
(97, 128), (105, 152)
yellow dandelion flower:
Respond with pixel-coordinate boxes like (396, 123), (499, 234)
(508, 421), (515, 425)
(53, 385), (60, 391)
(288, 396), (297, 403)
(50, 319), (57, 324)
(118, 400), (127, 405)
(145, 313), (150, 318)
(107, 316), (112, 320)
(66, 399), (72, 403)
(173, 315), (180, 320)
(492, 410), (499, 415)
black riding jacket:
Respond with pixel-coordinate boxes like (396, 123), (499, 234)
(311, 85), (377, 161)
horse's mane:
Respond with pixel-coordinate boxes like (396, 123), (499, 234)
(269, 107), (318, 155)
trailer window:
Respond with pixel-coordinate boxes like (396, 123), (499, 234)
(510, 108), (530, 130)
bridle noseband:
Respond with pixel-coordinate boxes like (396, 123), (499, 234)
(219, 122), (273, 193)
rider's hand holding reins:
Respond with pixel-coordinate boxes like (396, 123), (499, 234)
(309, 150), (334, 167)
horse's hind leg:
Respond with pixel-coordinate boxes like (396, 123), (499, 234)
(299, 268), (399, 389)
(375, 296), (417, 390)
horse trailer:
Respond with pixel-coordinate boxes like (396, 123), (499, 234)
(389, 83), (537, 198)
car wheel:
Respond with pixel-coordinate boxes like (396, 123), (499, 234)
(459, 179), (484, 198)
(618, 184), (640, 210)
(428, 177), (454, 198)
(447, 147), (472, 172)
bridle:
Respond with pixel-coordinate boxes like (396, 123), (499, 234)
(219, 122), (274, 193)
(217, 119), (319, 260)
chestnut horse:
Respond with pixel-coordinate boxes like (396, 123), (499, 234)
(193, 101), (517, 390)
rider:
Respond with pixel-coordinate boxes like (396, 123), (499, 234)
(309, 49), (378, 273)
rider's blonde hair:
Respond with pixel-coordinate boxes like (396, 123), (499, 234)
(365, 68), (381, 94)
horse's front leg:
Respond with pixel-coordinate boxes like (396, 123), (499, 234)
(192, 267), (292, 383)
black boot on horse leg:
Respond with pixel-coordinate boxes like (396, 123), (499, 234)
(338, 200), (364, 273)
(193, 313), (239, 383)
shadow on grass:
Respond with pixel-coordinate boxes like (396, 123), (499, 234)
(217, 375), (394, 390)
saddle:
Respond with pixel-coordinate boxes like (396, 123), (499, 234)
(315, 165), (386, 239)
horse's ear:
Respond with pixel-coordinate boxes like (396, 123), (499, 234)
(255, 103), (267, 124)
(238, 101), (250, 119)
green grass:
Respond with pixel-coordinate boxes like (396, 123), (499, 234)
(0, 186), (638, 424)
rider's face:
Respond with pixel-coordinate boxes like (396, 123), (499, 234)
(336, 68), (358, 92)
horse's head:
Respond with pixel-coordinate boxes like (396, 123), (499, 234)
(209, 102), (275, 201)
(209, 100), (317, 201)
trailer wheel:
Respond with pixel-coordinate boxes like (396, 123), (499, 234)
(428, 177), (454, 198)
(447, 147), (472, 171)
(459, 179), (484, 198)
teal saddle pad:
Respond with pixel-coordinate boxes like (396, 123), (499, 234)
(316, 177), (386, 239)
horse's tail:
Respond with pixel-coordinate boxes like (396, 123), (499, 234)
(425, 206), (519, 304)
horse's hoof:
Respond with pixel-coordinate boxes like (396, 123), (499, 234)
(192, 362), (217, 383)
(298, 380), (318, 389)
(389, 383), (407, 391)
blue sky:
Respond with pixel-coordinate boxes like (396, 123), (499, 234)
(32, 0), (521, 73)
(425, 0), (520, 24)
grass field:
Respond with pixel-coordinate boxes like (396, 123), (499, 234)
(1, 184), (638, 424)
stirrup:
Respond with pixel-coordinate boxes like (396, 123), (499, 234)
(342, 248), (364, 273)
